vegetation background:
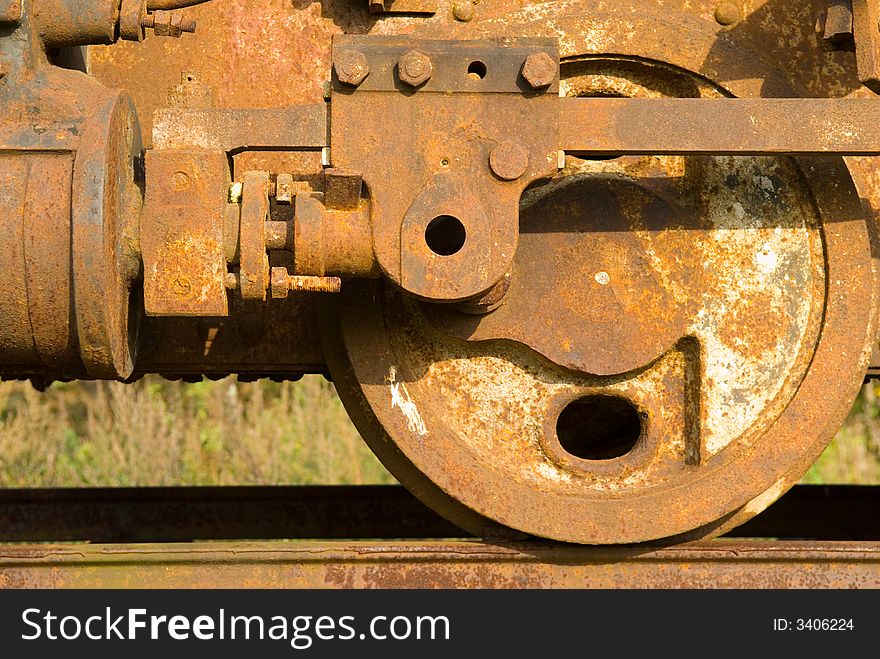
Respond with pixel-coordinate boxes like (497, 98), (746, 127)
(0, 376), (878, 487)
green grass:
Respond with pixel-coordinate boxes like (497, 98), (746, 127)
(0, 375), (878, 487)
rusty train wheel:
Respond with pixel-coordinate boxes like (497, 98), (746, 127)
(321, 44), (878, 543)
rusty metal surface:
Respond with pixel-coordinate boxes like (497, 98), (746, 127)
(320, 10), (880, 544)
(141, 150), (230, 316)
(6, 0), (880, 546)
(330, 36), (559, 301)
(152, 105), (327, 152)
(560, 98), (880, 155)
(0, 16), (144, 381)
(2, 539), (880, 588)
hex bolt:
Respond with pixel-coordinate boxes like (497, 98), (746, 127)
(141, 10), (197, 37)
(334, 50), (370, 87)
(270, 268), (342, 298)
(521, 52), (557, 89)
(398, 50), (433, 88)
(489, 141), (530, 181)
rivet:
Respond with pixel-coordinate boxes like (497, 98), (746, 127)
(714, 2), (742, 26)
(452, 1), (475, 22)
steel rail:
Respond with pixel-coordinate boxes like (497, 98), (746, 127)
(1, 540), (879, 588)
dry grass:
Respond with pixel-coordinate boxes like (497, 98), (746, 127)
(0, 375), (393, 488)
(0, 375), (878, 487)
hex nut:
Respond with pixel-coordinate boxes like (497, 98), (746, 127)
(521, 52), (557, 89)
(334, 50), (370, 87)
(398, 50), (433, 87)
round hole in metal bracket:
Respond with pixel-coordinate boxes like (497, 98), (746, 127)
(440, 158), (450, 167)
(467, 61), (487, 80)
(556, 395), (643, 460)
(425, 215), (466, 256)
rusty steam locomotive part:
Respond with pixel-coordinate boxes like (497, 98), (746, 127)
(3, 0), (880, 544)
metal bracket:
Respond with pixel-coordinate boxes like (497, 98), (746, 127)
(820, 0), (880, 93)
(330, 36), (559, 302)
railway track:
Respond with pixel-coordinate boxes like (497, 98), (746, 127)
(1, 485), (879, 588)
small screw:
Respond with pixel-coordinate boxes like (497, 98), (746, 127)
(334, 50), (370, 87)
(398, 50), (433, 87)
(271, 268), (342, 298)
(521, 52), (557, 89)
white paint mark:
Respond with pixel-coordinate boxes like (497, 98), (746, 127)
(742, 478), (788, 516)
(388, 366), (427, 436)
(755, 243), (778, 273)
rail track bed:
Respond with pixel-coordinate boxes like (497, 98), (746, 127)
(1, 485), (878, 588)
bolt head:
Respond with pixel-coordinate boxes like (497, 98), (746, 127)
(521, 52), (557, 89)
(489, 141), (529, 181)
(714, 1), (742, 26)
(452, 1), (475, 22)
(334, 50), (370, 87)
(398, 50), (433, 87)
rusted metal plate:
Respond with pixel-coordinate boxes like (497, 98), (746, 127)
(2, 540), (880, 588)
(152, 106), (327, 152)
(851, 0), (880, 91)
(142, 150), (230, 316)
(330, 36), (559, 301)
(238, 170), (270, 300)
(560, 98), (880, 155)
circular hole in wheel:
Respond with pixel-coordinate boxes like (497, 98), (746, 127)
(556, 394), (643, 460)
(467, 61), (487, 80)
(425, 215), (466, 256)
